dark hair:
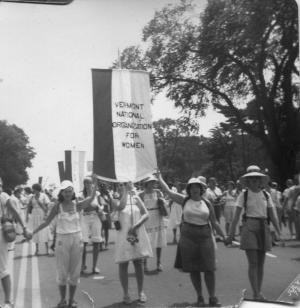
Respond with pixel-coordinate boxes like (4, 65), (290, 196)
(32, 183), (42, 192)
(57, 189), (76, 203)
(24, 187), (32, 194)
(14, 185), (23, 194)
(186, 183), (204, 198)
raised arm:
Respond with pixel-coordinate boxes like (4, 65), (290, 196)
(156, 172), (185, 205)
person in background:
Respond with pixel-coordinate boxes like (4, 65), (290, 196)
(79, 177), (104, 274)
(27, 183), (50, 255)
(113, 182), (152, 305)
(0, 178), (31, 308)
(157, 172), (225, 307)
(206, 177), (223, 224)
(270, 182), (283, 231)
(99, 183), (112, 250)
(168, 181), (183, 244)
(33, 177), (98, 308)
(283, 177), (299, 240)
(222, 181), (238, 237)
(139, 175), (167, 273)
(226, 166), (281, 300)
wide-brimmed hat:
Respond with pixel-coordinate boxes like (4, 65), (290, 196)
(60, 180), (74, 191)
(186, 177), (207, 190)
(240, 165), (269, 186)
(143, 175), (158, 184)
(197, 176), (207, 188)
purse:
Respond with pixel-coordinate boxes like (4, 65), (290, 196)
(1, 200), (16, 243)
(157, 197), (168, 217)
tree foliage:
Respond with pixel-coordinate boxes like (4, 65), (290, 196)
(116, 0), (300, 184)
(0, 121), (35, 189)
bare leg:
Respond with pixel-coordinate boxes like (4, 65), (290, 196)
(69, 284), (77, 305)
(119, 262), (129, 297)
(245, 250), (259, 298)
(92, 243), (100, 272)
(156, 247), (162, 270)
(81, 243), (87, 272)
(257, 251), (266, 296)
(204, 271), (216, 298)
(58, 284), (67, 302)
(1, 274), (11, 304)
(190, 271), (203, 299)
(172, 229), (177, 243)
(133, 259), (144, 295)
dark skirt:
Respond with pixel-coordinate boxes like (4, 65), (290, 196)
(174, 223), (216, 272)
(240, 218), (272, 251)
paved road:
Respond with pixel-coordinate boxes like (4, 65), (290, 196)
(1, 224), (299, 308)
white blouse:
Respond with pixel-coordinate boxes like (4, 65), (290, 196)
(183, 199), (210, 225)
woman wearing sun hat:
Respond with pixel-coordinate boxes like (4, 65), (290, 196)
(157, 172), (225, 307)
(32, 176), (98, 308)
(226, 165), (281, 300)
(139, 175), (167, 272)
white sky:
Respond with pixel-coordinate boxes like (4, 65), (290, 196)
(0, 0), (224, 186)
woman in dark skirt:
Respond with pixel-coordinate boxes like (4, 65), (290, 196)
(157, 173), (225, 307)
(226, 165), (281, 300)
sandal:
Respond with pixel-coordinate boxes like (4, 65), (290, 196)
(197, 295), (206, 307)
(138, 292), (147, 303)
(123, 295), (132, 305)
(56, 299), (67, 308)
(209, 296), (221, 307)
(68, 300), (77, 308)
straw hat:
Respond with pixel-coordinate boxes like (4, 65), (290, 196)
(143, 175), (158, 184)
(240, 165), (269, 186)
(186, 177), (207, 190)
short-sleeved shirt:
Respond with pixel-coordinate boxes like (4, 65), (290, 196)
(236, 190), (274, 218)
(205, 187), (222, 206)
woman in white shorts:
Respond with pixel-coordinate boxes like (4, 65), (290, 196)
(222, 181), (238, 236)
(33, 176), (97, 308)
(79, 177), (104, 274)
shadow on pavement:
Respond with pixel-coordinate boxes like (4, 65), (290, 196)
(169, 302), (197, 307)
(101, 299), (143, 308)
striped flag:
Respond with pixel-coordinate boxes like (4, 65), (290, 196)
(92, 69), (157, 182)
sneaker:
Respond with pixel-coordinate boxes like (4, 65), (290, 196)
(209, 296), (221, 307)
(3, 302), (13, 308)
(92, 267), (100, 274)
(157, 263), (163, 272)
(123, 295), (132, 305)
(138, 292), (147, 303)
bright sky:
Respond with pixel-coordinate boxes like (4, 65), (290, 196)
(0, 0), (224, 186)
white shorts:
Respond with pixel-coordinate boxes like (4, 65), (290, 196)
(81, 214), (103, 243)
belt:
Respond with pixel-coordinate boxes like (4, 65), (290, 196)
(183, 222), (209, 228)
(83, 212), (97, 216)
(245, 217), (267, 221)
(147, 208), (158, 211)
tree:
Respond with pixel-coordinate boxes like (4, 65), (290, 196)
(0, 121), (36, 189)
(153, 118), (208, 182)
(117, 0), (300, 185)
